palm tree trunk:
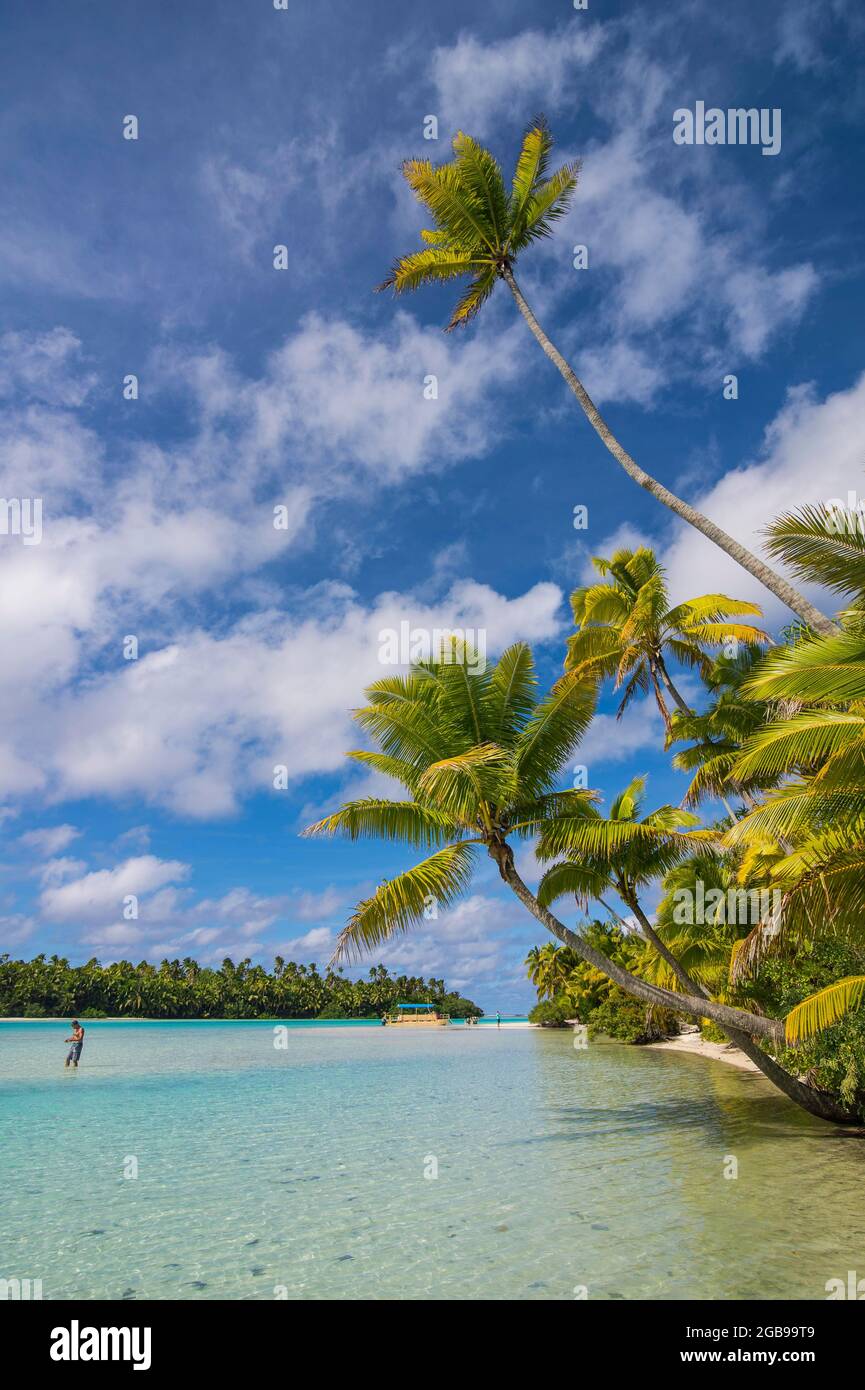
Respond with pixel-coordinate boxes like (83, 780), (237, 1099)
(494, 845), (857, 1124)
(656, 655), (692, 715)
(628, 899), (710, 999)
(647, 661), (673, 735)
(501, 267), (837, 639)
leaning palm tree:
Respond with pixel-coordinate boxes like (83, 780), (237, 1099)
(304, 640), (855, 1122)
(647, 849), (746, 996)
(565, 547), (768, 736)
(377, 123), (836, 637)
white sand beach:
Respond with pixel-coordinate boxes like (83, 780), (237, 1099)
(645, 1032), (760, 1072)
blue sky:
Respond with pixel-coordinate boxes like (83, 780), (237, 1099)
(1, 0), (863, 1011)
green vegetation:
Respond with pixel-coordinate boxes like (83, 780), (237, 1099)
(0, 955), (481, 1021)
(526, 926), (675, 1043)
(307, 491), (865, 1125)
(564, 547), (767, 735)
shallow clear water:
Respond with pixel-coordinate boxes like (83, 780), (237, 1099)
(2, 1021), (863, 1300)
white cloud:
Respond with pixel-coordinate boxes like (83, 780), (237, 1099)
(40, 855), (190, 923)
(580, 699), (665, 766)
(367, 893), (527, 986)
(37, 857), (88, 888)
(276, 926), (334, 958)
(0, 328), (96, 407)
(18, 824), (81, 857)
(45, 579), (561, 815)
(662, 372), (865, 621)
(430, 25), (605, 134)
(290, 888), (345, 922)
(162, 309), (523, 488)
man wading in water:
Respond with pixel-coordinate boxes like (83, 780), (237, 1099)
(64, 1019), (85, 1069)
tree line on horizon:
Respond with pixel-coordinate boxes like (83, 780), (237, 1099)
(0, 954), (482, 1021)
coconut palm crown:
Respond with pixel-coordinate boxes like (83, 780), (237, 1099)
(378, 122), (579, 330)
(304, 641), (596, 961)
(565, 547), (768, 735)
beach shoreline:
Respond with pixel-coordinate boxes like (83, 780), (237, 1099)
(645, 1031), (760, 1072)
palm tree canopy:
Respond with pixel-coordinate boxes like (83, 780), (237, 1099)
(377, 122), (580, 329)
(722, 511), (865, 949)
(304, 642), (597, 961)
(535, 773), (714, 912)
(564, 547), (768, 725)
(669, 646), (778, 807)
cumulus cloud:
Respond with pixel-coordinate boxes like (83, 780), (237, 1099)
(18, 824), (81, 857)
(430, 25), (605, 134)
(662, 372), (865, 621)
(30, 578), (562, 816)
(580, 699), (666, 768)
(40, 855), (190, 923)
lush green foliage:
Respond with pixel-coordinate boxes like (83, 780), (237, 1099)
(0, 954), (481, 1021)
(528, 996), (574, 1027)
(737, 941), (865, 1109)
(565, 546), (767, 734)
(525, 925), (677, 1042)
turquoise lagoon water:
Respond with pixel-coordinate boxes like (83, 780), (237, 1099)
(2, 1020), (864, 1301)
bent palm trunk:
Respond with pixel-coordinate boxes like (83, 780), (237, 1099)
(501, 266), (837, 640)
(495, 847), (857, 1125)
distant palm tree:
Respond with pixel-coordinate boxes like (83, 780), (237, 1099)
(525, 941), (579, 1000)
(565, 547), (768, 735)
(378, 122), (835, 637)
(304, 641), (852, 1121)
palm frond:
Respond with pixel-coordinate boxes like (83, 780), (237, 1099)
(482, 643), (537, 744)
(376, 248), (489, 295)
(515, 668), (596, 797)
(452, 132), (509, 249)
(508, 120), (553, 247)
(766, 504), (865, 600)
(417, 744), (517, 820)
(785, 975), (865, 1042)
(303, 798), (461, 848)
(330, 841), (478, 963)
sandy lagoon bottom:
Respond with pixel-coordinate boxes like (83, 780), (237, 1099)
(2, 1020), (863, 1300)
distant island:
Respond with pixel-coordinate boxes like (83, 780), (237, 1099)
(0, 954), (482, 1021)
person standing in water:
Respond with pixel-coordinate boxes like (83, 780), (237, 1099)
(496, 1012), (501, 1028)
(64, 1019), (85, 1068)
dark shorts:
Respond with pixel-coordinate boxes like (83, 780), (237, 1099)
(66, 1042), (83, 1063)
